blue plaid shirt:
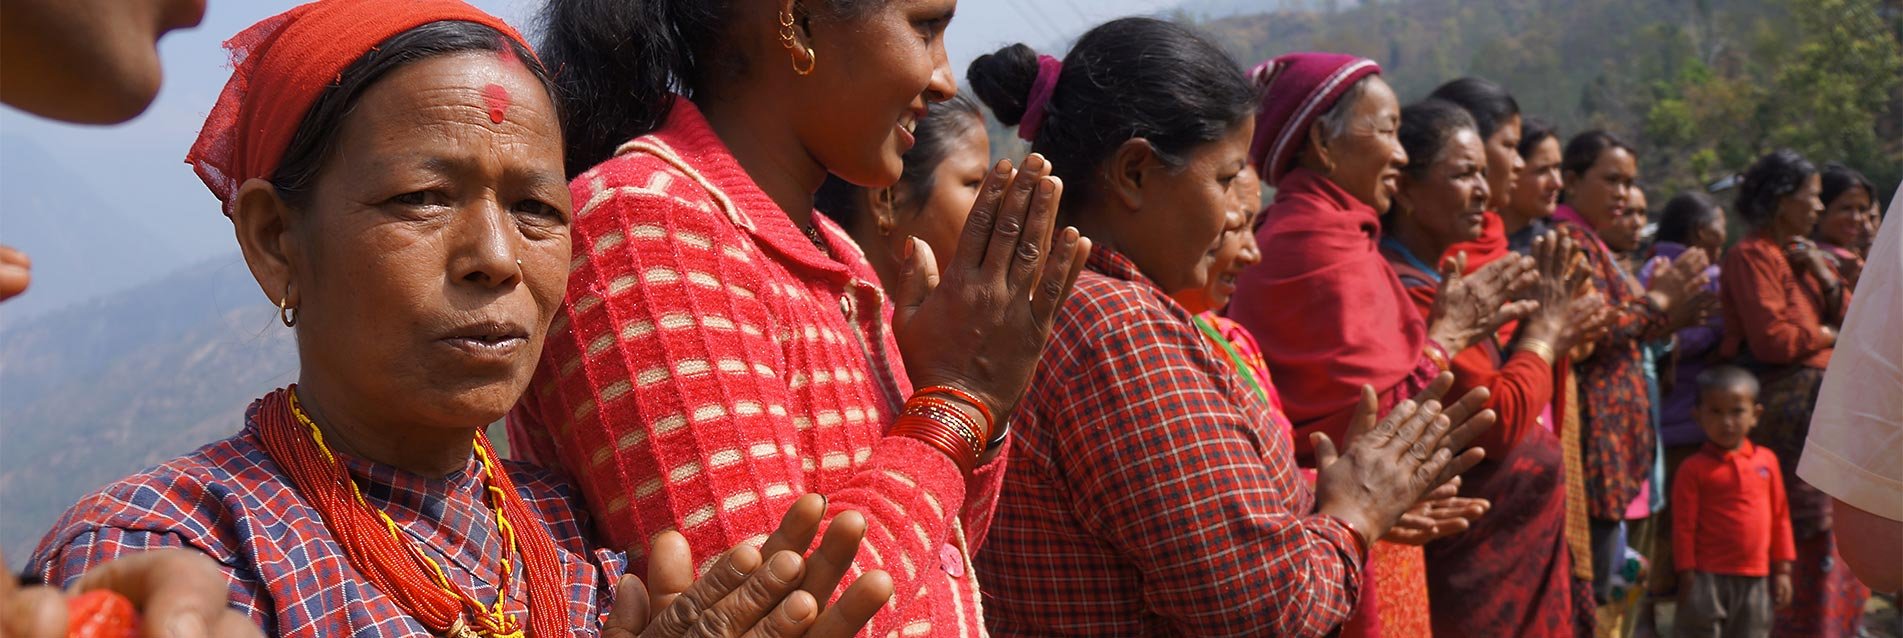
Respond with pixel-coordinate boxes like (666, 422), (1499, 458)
(29, 398), (625, 637)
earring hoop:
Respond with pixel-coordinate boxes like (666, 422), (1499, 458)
(779, 10), (816, 76)
(278, 292), (298, 328)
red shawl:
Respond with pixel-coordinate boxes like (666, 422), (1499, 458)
(1228, 167), (1428, 435)
(1443, 210), (1511, 274)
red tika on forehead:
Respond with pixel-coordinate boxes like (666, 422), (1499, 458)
(483, 83), (510, 124)
(186, 0), (536, 217)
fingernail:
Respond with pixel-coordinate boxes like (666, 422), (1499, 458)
(1026, 153), (1046, 172)
(785, 591), (817, 621)
(902, 235), (917, 263)
(167, 614), (207, 638)
(995, 159), (1012, 176)
(768, 551), (801, 580)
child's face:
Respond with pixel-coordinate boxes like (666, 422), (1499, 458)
(1696, 385), (1762, 449)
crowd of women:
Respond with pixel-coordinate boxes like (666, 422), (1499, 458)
(0, 0), (1895, 636)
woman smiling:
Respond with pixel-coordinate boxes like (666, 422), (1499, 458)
(515, 0), (1089, 635)
(1381, 99), (1608, 637)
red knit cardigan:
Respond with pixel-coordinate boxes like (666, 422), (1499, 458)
(510, 99), (1002, 637)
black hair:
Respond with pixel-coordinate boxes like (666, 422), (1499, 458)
(1397, 99), (1478, 180)
(1695, 365), (1760, 402)
(814, 94), (984, 233)
(1819, 163), (1875, 212)
(1428, 77), (1519, 142)
(1518, 119), (1556, 159)
(538, 0), (880, 175)
(967, 17), (1255, 213)
(1560, 129), (1631, 179)
(271, 21), (555, 209)
(1734, 149), (1817, 229)
(1656, 192), (1722, 245)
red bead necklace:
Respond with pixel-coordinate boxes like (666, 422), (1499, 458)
(252, 387), (567, 637)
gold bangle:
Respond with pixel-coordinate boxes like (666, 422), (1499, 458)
(1517, 339), (1557, 365)
(1423, 342), (1450, 370)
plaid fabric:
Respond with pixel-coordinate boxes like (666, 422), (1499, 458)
(29, 399), (625, 637)
(975, 248), (1364, 637)
(509, 99), (992, 638)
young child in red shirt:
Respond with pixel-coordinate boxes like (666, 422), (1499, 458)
(1671, 365), (1795, 638)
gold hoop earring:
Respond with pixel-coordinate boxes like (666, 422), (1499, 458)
(278, 291), (298, 328)
(779, 10), (816, 76)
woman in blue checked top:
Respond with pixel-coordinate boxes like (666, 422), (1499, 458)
(26, 1), (884, 636)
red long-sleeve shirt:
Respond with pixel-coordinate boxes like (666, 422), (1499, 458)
(1720, 232), (1848, 370)
(1671, 442), (1796, 577)
(509, 100), (998, 637)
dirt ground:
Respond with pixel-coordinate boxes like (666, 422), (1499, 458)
(1646, 594), (1900, 637)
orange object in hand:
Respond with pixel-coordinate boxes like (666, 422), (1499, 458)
(66, 590), (140, 638)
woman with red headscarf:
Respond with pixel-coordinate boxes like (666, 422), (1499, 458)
(26, 1), (886, 635)
(0, 0), (263, 635)
(1229, 52), (1537, 638)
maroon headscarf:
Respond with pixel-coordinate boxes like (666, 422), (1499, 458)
(1248, 52), (1382, 184)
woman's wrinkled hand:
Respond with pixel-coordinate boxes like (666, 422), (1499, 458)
(1310, 374), (1494, 547)
(892, 154), (1092, 425)
(605, 494), (893, 638)
(1379, 478), (1490, 546)
(1783, 237), (1836, 281)
(0, 548), (263, 638)
(1645, 247), (1714, 329)
(1515, 232), (1593, 357)
(1427, 252), (1539, 355)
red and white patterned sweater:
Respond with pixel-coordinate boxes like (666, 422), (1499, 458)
(509, 98), (1001, 637)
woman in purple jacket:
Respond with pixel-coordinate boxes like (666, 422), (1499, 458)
(1636, 190), (1727, 613)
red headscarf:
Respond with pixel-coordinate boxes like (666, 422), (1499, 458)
(1248, 52), (1382, 184)
(186, 0), (532, 215)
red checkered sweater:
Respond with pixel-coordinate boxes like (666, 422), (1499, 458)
(509, 99), (1002, 637)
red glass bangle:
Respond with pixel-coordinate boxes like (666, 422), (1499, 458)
(1336, 516), (1372, 561)
(916, 385), (995, 439)
(905, 396), (985, 458)
(890, 414), (974, 471)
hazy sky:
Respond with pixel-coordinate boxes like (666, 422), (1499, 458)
(0, 0), (1185, 265)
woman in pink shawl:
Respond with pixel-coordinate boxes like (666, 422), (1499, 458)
(1228, 53), (1536, 638)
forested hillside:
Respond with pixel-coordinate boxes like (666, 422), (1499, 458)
(1193, 0), (1902, 204)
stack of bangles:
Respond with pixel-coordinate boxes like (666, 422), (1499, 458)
(889, 385), (1003, 472)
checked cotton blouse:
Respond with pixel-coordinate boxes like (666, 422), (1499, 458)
(29, 399), (625, 637)
(976, 247), (1365, 637)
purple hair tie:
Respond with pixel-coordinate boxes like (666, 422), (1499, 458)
(1017, 54), (1063, 142)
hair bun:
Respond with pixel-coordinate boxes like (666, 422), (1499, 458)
(967, 43), (1042, 127)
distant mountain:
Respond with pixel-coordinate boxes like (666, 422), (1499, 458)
(0, 136), (188, 323)
(0, 253), (297, 559)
